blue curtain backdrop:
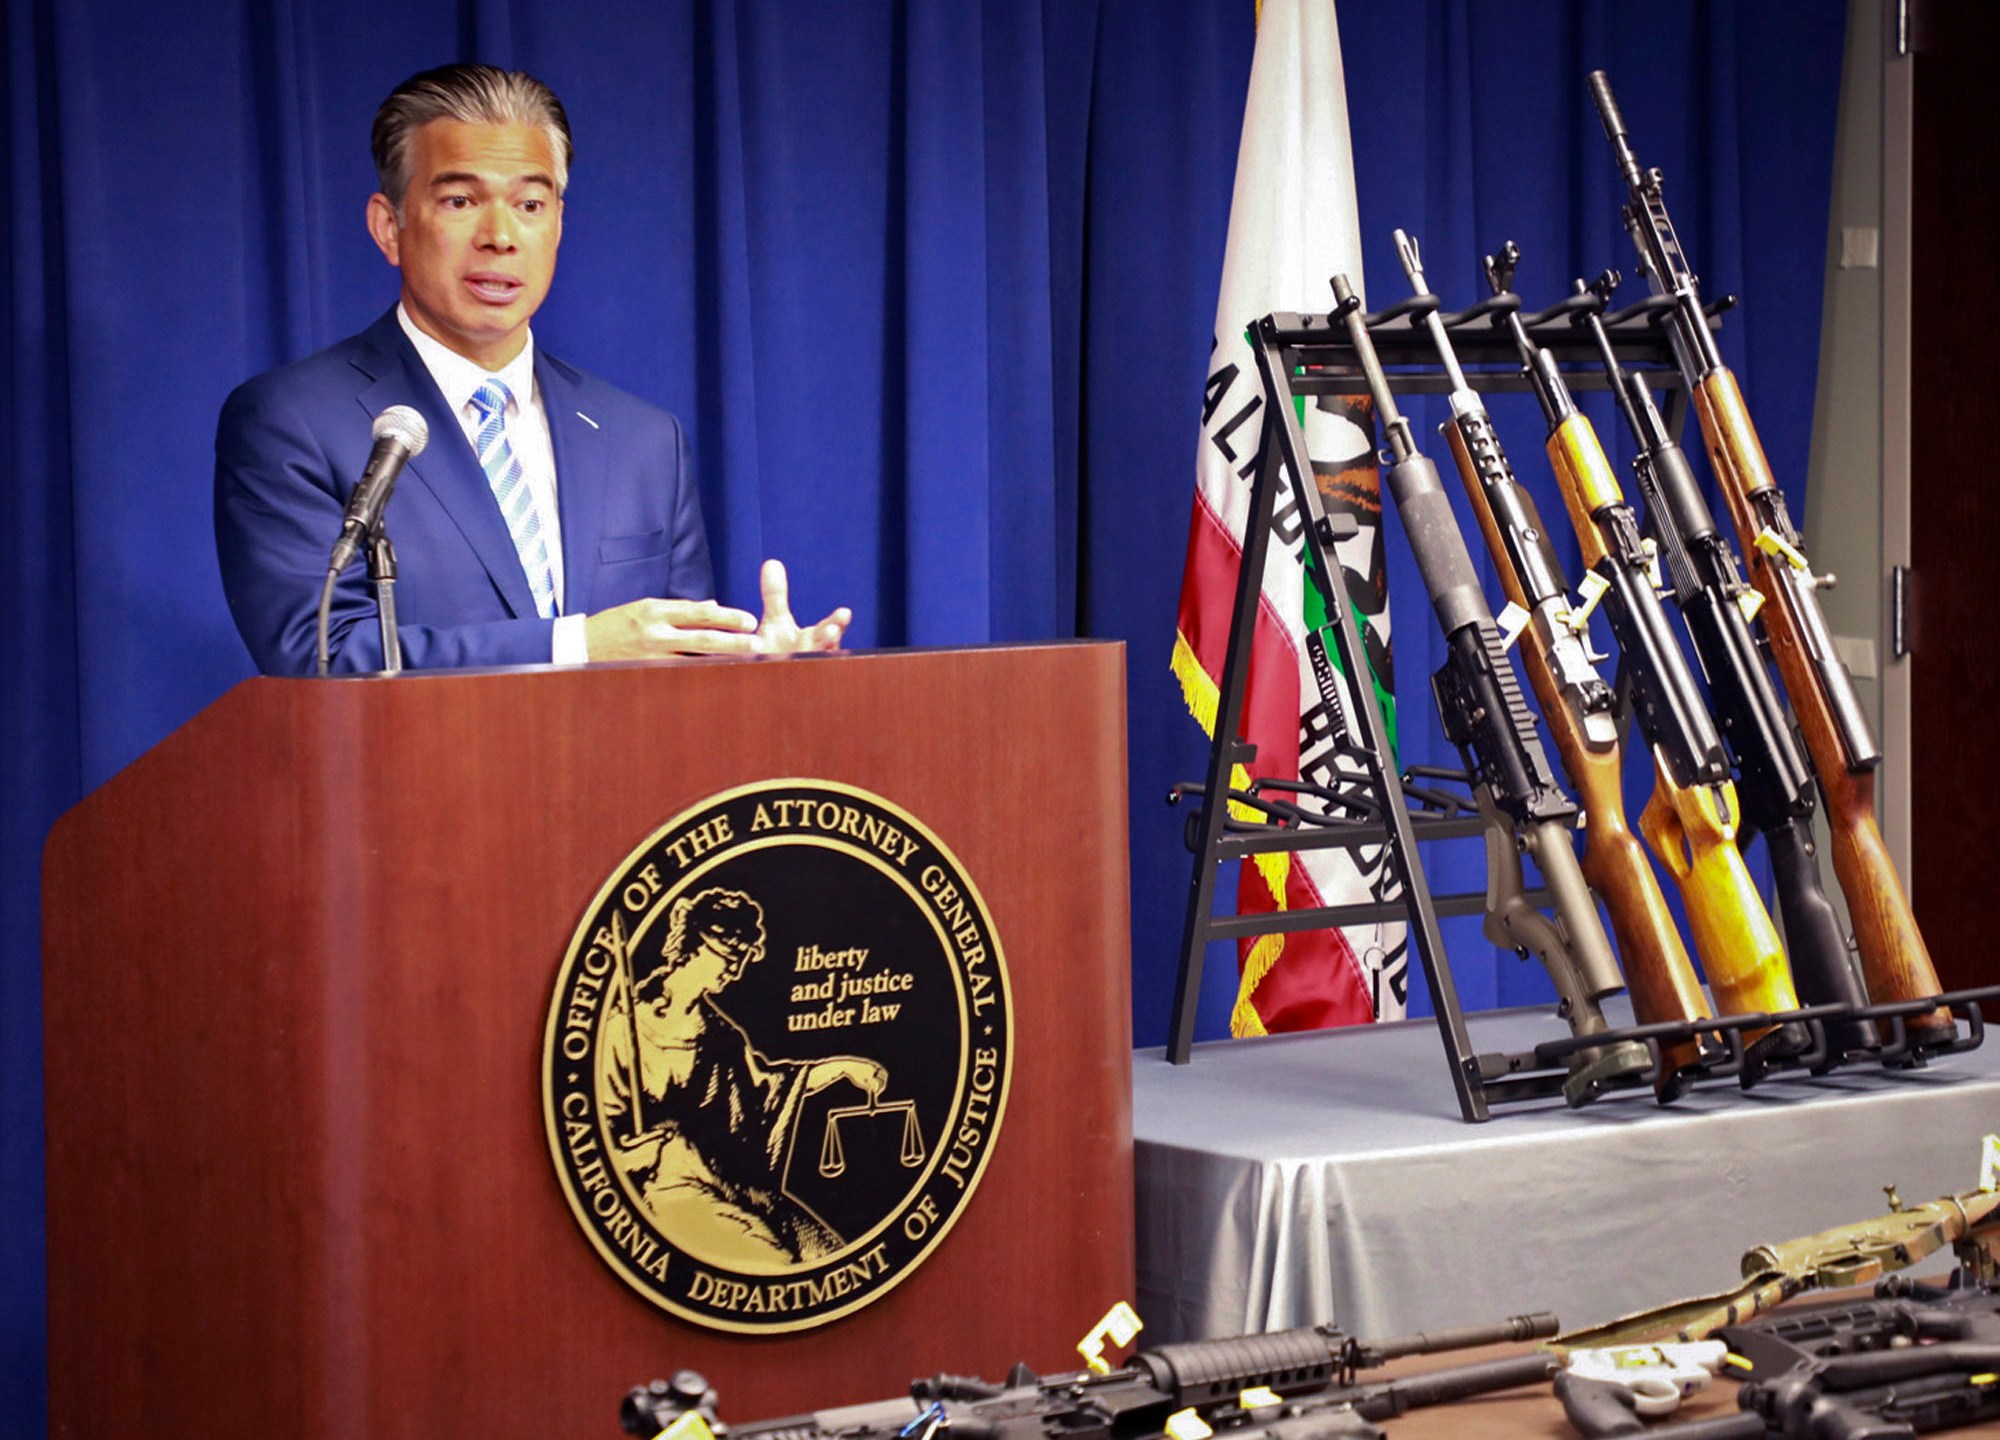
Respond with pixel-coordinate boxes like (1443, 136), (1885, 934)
(3, 0), (1843, 1427)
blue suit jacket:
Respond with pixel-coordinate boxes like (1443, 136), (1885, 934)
(215, 308), (713, 674)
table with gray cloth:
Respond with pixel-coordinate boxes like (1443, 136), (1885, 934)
(1132, 1002), (2000, 1345)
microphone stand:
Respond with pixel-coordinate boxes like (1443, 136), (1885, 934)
(316, 405), (426, 676)
(367, 524), (404, 675)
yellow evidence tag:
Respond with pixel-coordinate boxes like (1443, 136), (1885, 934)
(658, 1413), (717, 1440)
(1077, 1301), (1144, 1375)
(1753, 528), (1809, 572)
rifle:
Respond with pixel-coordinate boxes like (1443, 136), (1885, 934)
(1573, 271), (1878, 1062)
(1551, 1134), (2000, 1353)
(621, 1312), (1561, 1440)
(1391, 230), (1801, 1077)
(1725, 1269), (2000, 1356)
(1587, 69), (1951, 1049)
(1331, 274), (1652, 1105)
(1727, 1340), (2000, 1439)
(1483, 242), (1808, 1064)
(1559, 1273), (2000, 1439)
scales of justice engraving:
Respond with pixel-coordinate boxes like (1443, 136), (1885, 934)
(602, 886), (916, 1267)
(818, 1098), (925, 1178)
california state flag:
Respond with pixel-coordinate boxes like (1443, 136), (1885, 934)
(1171, 0), (1405, 1032)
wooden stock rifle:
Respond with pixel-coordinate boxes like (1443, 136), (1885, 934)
(1484, 242), (1807, 1070)
(1588, 69), (1951, 1049)
(1575, 271), (1879, 1062)
(1393, 230), (1801, 1079)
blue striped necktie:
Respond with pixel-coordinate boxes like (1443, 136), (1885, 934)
(470, 379), (558, 618)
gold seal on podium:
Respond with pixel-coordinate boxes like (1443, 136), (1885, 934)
(542, 778), (1012, 1333)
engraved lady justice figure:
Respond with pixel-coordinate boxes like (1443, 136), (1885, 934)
(601, 887), (888, 1266)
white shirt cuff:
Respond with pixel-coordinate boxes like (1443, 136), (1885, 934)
(552, 613), (590, 666)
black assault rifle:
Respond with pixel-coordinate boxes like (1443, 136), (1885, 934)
(622, 1311), (1560, 1440)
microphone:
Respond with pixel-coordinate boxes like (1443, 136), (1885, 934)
(327, 405), (429, 574)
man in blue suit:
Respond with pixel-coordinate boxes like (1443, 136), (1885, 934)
(216, 64), (847, 675)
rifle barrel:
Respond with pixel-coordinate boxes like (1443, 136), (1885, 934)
(1360, 1311), (1559, 1363)
(1352, 1352), (1559, 1419)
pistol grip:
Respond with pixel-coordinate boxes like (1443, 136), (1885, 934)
(1554, 1372), (1648, 1438)
(1641, 768), (1799, 1017)
(1476, 798), (1589, 1002)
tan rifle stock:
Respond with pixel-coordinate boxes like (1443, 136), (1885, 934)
(1542, 411), (1799, 1028)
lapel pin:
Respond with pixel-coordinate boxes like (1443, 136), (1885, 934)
(576, 411), (600, 430)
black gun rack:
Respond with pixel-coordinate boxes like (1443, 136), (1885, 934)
(1167, 283), (1999, 1121)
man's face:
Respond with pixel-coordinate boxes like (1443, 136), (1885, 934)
(366, 118), (563, 369)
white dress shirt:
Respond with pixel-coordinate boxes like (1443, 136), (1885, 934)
(397, 305), (590, 663)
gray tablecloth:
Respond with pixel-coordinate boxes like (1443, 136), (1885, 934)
(1133, 1003), (2000, 1344)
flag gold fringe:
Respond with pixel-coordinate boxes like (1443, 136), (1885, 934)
(1171, 631), (1292, 865)
(1173, 629), (1295, 1037)
(1170, 630), (1218, 738)
(1231, 934), (1280, 1037)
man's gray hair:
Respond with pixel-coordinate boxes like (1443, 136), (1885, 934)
(372, 63), (573, 209)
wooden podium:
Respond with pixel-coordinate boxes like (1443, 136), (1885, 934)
(42, 643), (1133, 1438)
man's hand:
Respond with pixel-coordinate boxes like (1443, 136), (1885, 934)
(580, 560), (850, 660)
(583, 597), (759, 660)
(752, 559), (851, 654)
